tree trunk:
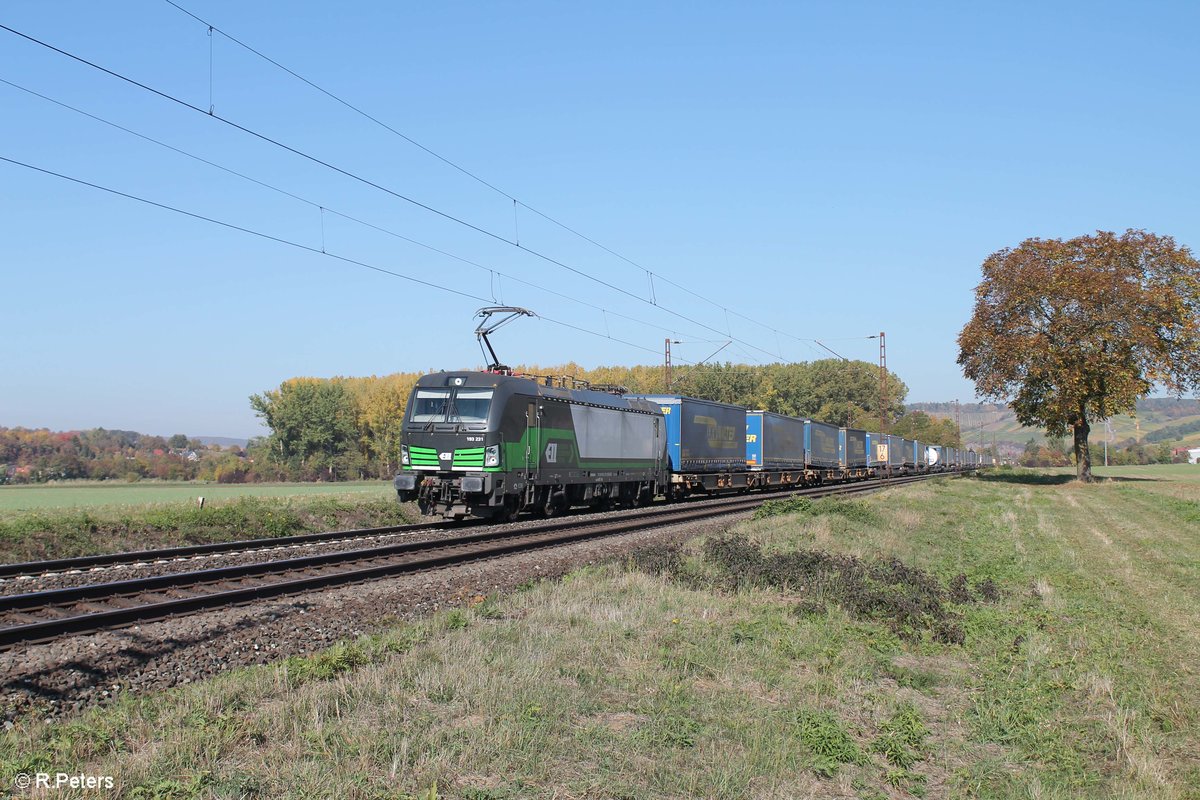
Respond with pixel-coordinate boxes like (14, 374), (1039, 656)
(1074, 405), (1092, 482)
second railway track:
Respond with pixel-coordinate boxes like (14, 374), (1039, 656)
(0, 520), (457, 581)
(0, 473), (944, 650)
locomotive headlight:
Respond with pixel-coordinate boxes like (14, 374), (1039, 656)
(400, 444), (410, 466)
(484, 444), (500, 467)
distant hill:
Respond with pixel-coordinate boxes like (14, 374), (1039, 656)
(907, 398), (1200, 457)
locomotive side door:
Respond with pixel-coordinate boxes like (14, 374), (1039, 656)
(525, 401), (541, 480)
(654, 416), (662, 475)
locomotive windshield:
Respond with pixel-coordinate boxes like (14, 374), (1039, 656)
(449, 389), (493, 424)
(407, 388), (493, 426)
(409, 389), (451, 423)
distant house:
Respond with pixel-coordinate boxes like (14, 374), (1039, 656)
(1188, 448), (1200, 465)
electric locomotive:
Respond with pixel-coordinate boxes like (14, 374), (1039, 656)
(394, 371), (668, 520)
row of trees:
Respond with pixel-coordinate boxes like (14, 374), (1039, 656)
(1017, 437), (1181, 467)
(249, 375), (413, 481)
(889, 411), (962, 448)
(0, 428), (249, 484)
(249, 359), (970, 481)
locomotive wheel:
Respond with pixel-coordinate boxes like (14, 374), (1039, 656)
(630, 484), (652, 507)
(494, 497), (520, 523)
(540, 488), (566, 518)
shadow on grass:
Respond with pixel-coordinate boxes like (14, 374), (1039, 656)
(979, 472), (1157, 485)
(978, 473), (1075, 486)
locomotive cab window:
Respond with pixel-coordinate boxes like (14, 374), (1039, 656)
(449, 389), (493, 425)
(408, 389), (451, 423)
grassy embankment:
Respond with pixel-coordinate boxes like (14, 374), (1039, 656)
(3, 466), (1199, 798)
(0, 481), (394, 514)
(0, 482), (408, 564)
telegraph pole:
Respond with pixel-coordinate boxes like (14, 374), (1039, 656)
(955, 399), (961, 445)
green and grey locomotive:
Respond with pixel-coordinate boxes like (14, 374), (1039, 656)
(394, 371), (668, 520)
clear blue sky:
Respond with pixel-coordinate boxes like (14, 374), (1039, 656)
(3, 1), (1197, 438)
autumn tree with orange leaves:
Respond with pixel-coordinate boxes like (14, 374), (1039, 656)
(958, 230), (1200, 481)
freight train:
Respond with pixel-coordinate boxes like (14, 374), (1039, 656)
(394, 370), (990, 520)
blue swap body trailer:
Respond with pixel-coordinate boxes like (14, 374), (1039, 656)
(804, 419), (842, 478)
(742, 410), (827, 487)
(633, 395), (752, 496)
(884, 434), (909, 473)
(746, 411), (806, 470)
(634, 397), (834, 496)
(838, 428), (869, 478)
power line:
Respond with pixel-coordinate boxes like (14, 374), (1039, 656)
(0, 153), (679, 360)
(159, 3), (833, 354)
(813, 340), (850, 361)
(0, 22), (784, 364)
(162, 0), (519, 202)
(163, 0), (854, 359)
(0, 77), (718, 347)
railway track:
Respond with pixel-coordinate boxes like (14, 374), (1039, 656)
(0, 473), (946, 650)
(0, 520), (457, 581)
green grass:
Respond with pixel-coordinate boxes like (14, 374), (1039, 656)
(0, 480), (392, 514)
(1071, 463), (1200, 481)
(0, 490), (412, 563)
(3, 471), (1199, 798)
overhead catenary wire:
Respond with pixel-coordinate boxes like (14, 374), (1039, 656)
(1, 22), (787, 365)
(0, 154), (684, 362)
(0, 76), (720, 348)
(160, 0), (851, 357)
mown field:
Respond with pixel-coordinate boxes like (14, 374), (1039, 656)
(3, 466), (1198, 798)
(0, 481), (392, 514)
(1058, 462), (1200, 482)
